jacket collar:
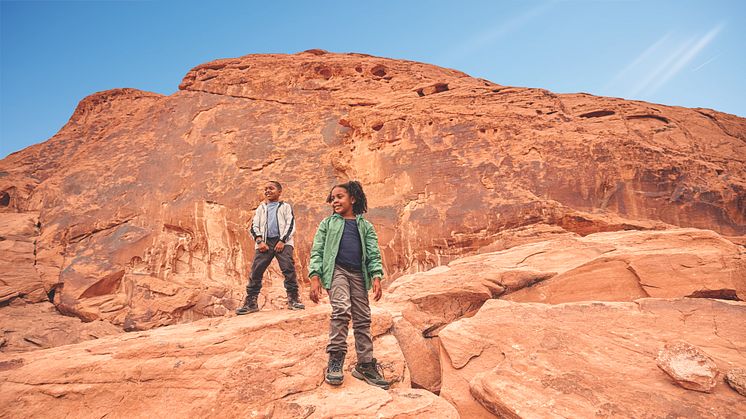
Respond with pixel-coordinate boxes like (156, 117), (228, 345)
(331, 213), (363, 221)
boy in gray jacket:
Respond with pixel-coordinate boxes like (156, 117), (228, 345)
(236, 181), (305, 314)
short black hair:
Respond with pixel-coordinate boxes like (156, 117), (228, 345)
(268, 180), (282, 190)
(326, 180), (368, 215)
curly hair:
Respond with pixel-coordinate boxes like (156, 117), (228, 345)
(326, 180), (368, 215)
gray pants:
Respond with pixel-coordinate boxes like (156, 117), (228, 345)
(246, 238), (299, 298)
(326, 264), (374, 363)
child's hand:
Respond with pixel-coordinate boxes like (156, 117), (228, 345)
(257, 242), (269, 253)
(309, 276), (322, 303)
(372, 278), (382, 301)
(274, 241), (285, 253)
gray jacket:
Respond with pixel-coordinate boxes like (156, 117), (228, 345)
(250, 201), (295, 248)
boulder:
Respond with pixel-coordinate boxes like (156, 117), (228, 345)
(438, 298), (746, 417)
(656, 340), (720, 393)
(725, 368), (746, 397)
(505, 228), (746, 304)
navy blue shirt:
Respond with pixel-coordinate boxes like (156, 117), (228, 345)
(336, 219), (363, 270)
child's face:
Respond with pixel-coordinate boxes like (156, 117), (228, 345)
(330, 186), (355, 217)
(264, 183), (281, 202)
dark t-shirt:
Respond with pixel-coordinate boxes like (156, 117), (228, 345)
(335, 219), (362, 270)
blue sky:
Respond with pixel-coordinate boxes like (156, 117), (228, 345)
(2, 0), (744, 158)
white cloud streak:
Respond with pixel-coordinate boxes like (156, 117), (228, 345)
(691, 55), (719, 72)
(627, 36), (696, 98)
(626, 23), (724, 98)
(439, 1), (556, 64)
(644, 24), (724, 95)
(601, 32), (670, 93)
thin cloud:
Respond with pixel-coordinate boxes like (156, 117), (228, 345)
(606, 23), (725, 100)
(439, 1), (556, 64)
(644, 23), (724, 95)
(602, 32), (671, 93)
(627, 36), (696, 98)
(691, 55), (719, 72)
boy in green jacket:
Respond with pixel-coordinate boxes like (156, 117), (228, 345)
(308, 181), (389, 389)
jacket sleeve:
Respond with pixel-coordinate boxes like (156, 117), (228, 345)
(363, 220), (384, 280)
(250, 205), (262, 240)
(308, 218), (327, 279)
(280, 203), (295, 243)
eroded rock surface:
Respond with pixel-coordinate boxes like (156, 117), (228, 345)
(0, 306), (449, 418)
(0, 302), (121, 353)
(504, 228), (746, 304)
(1, 50), (745, 418)
(438, 298), (746, 418)
(1, 226), (745, 417)
(0, 212), (43, 304)
(1, 51), (744, 328)
(380, 226), (745, 393)
(725, 368), (746, 397)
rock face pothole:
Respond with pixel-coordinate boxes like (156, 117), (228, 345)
(415, 83), (449, 97)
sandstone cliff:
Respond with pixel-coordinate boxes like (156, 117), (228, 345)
(1, 50), (745, 417)
(1, 50), (743, 329)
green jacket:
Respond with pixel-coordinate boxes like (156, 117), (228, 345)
(308, 213), (385, 290)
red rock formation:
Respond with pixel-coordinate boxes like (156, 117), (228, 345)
(1, 230), (744, 417)
(0, 212), (43, 304)
(656, 340), (720, 393)
(725, 368), (746, 397)
(382, 227), (745, 393)
(0, 306), (458, 418)
(0, 50), (744, 330)
(438, 298), (745, 417)
(0, 302), (120, 353)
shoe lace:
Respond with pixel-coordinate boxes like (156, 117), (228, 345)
(370, 360), (386, 380)
(330, 358), (343, 373)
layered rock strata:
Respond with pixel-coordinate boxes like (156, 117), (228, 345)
(2, 227), (744, 417)
(1, 51), (744, 328)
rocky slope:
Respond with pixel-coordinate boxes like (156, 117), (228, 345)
(1, 227), (744, 417)
(1, 50), (744, 329)
(1, 50), (745, 417)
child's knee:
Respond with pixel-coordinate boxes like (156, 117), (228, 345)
(330, 305), (352, 321)
(351, 317), (371, 330)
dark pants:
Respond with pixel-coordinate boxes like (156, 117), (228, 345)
(246, 237), (299, 297)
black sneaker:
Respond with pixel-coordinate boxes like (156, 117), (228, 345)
(325, 352), (345, 386)
(352, 358), (390, 389)
(287, 294), (305, 310)
(235, 295), (259, 315)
